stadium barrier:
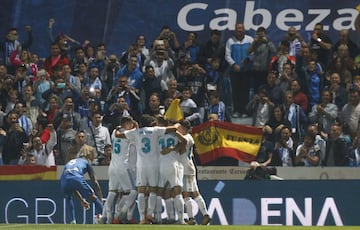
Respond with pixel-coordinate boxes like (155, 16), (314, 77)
(0, 179), (359, 225)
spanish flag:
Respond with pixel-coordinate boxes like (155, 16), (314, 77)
(192, 121), (263, 164)
(164, 98), (184, 121)
(0, 165), (57, 180)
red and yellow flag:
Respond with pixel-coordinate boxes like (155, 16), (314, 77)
(0, 165), (57, 180)
(192, 121), (263, 164)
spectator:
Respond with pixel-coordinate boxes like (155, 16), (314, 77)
(332, 29), (359, 59)
(340, 86), (360, 138)
(207, 91), (227, 122)
(14, 101), (33, 137)
(271, 126), (294, 166)
(32, 69), (51, 110)
(56, 113), (77, 165)
(323, 122), (349, 166)
(103, 53), (121, 96)
(21, 84), (40, 127)
(248, 26), (276, 90)
(307, 124), (327, 164)
(301, 60), (323, 110)
(116, 55), (144, 94)
(25, 136), (56, 166)
(178, 32), (200, 64)
(148, 41), (175, 83)
(102, 96), (130, 133)
(258, 71), (284, 105)
(308, 89), (338, 134)
(84, 111), (111, 164)
(142, 65), (167, 110)
(282, 26), (306, 57)
(2, 111), (28, 164)
(309, 23), (333, 68)
(276, 62), (298, 94)
(282, 90), (308, 145)
(246, 88), (273, 127)
(43, 42), (70, 79)
(324, 72), (347, 110)
(182, 64), (207, 123)
(63, 64), (81, 91)
(163, 79), (182, 100)
(0, 26), (32, 75)
(269, 40), (295, 75)
(9, 48), (37, 82)
(180, 87), (201, 126)
(263, 104), (291, 143)
(65, 130), (97, 164)
(290, 79), (308, 113)
(136, 35), (150, 60)
(142, 92), (163, 117)
(294, 132), (320, 166)
(225, 22), (253, 118)
(157, 25), (180, 52)
(106, 75), (141, 121)
(53, 96), (81, 130)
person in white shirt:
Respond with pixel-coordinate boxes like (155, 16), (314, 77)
(157, 118), (187, 224)
(85, 111), (111, 164)
(178, 120), (211, 225)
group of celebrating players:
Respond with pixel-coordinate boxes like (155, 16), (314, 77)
(60, 114), (211, 225)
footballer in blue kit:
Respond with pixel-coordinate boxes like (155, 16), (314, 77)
(60, 155), (104, 224)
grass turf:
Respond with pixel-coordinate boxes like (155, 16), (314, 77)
(1, 225), (360, 230)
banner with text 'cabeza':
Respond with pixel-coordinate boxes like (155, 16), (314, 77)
(192, 121), (263, 164)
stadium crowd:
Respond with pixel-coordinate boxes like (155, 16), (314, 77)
(0, 19), (360, 169)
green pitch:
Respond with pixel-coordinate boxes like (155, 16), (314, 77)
(1, 225), (360, 230)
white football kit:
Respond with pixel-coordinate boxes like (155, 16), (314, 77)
(108, 130), (136, 192)
(124, 127), (166, 187)
(158, 133), (184, 188)
(179, 134), (198, 192)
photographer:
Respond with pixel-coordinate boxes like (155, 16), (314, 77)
(106, 75), (141, 121)
(148, 39), (175, 83)
(248, 27), (276, 90)
(157, 25), (180, 52)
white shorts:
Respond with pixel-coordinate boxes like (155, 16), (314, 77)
(136, 163), (159, 187)
(183, 174), (199, 193)
(159, 161), (183, 188)
(108, 167), (135, 192)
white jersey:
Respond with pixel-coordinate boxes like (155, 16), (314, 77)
(124, 126), (166, 167)
(179, 133), (196, 176)
(110, 129), (132, 168)
(159, 133), (183, 188)
(159, 132), (179, 163)
(108, 129), (136, 191)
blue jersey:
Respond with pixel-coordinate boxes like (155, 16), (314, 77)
(60, 158), (95, 197)
(61, 158), (94, 179)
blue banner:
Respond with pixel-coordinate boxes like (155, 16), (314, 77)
(1, 0), (359, 59)
(0, 180), (358, 225)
